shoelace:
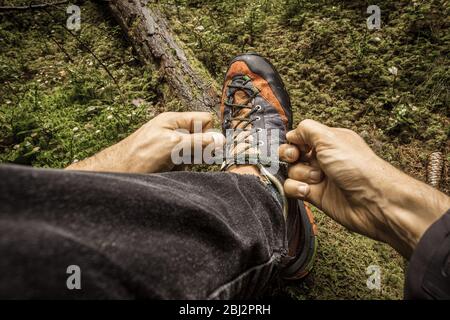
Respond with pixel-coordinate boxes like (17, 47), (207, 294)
(224, 75), (260, 131)
(224, 75), (262, 156)
(221, 75), (266, 169)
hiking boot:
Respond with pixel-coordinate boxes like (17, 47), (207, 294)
(220, 53), (317, 279)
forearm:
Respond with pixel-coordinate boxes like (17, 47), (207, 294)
(64, 113), (204, 174)
(65, 122), (161, 173)
(65, 138), (135, 173)
(376, 161), (450, 258)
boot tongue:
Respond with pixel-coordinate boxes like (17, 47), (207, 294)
(231, 89), (252, 130)
(234, 90), (248, 105)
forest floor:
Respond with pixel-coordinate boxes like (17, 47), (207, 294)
(0, 0), (448, 299)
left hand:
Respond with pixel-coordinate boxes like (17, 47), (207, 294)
(66, 112), (224, 173)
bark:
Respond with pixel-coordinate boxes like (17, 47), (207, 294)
(105, 0), (220, 113)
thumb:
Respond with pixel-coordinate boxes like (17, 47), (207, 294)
(201, 131), (225, 149)
(181, 131), (225, 151)
(163, 112), (214, 132)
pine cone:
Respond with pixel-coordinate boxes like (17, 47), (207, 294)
(427, 152), (444, 189)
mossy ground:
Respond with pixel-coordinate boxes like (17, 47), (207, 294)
(0, 2), (163, 168)
(0, 0), (448, 299)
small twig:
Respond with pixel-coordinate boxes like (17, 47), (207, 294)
(0, 1), (68, 12)
(48, 34), (75, 63)
(42, 6), (125, 100)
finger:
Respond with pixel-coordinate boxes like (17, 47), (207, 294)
(288, 119), (332, 148)
(308, 154), (322, 171)
(279, 144), (300, 163)
(202, 131), (225, 148)
(284, 178), (324, 208)
(288, 163), (323, 184)
(162, 112), (214, 132)
(300, 149), (322, 168)
(284, 178), (310, 199)
(286, 129), (304, 146)
(286, 130), (311, 160)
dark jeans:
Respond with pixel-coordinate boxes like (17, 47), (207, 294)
(0, 165), (287, 299)
(1, 164), (449, 299)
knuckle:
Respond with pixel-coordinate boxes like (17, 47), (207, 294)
(160, 111), (176, 119)
(298, 119), (315, 131)
(344, 128), (358, 137)
(344, 128), (355, 135)
(337, 127), (358, 137)
(288, 164), (303, 178)
(165, 132), (182, 144)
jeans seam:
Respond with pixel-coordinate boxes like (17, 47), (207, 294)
(235, 173), (289, 260)
(206, 252), (281, 300)
(257, 179), (289, 257)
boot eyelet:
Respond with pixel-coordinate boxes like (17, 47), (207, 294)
(258, 141), (264, 146)
(256, 128), (262, 133)
(255, 116), (261, 121)
(255, 105), (262, 111)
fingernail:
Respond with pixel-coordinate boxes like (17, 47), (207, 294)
(297, 183), (310, 196)
(207, 132), (225, 145)
(286, 148), (294, 159)
(309, 170), (321, 181)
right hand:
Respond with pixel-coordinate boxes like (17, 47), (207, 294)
(279, 119), (450, 257)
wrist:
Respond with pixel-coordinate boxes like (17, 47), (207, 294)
(376, 164), (450, 258)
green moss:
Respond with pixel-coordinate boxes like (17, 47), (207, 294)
(0, 2), (161, 167)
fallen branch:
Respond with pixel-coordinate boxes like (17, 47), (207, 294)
(105, 0), (220, 113)
(0, 1), (68, 12)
